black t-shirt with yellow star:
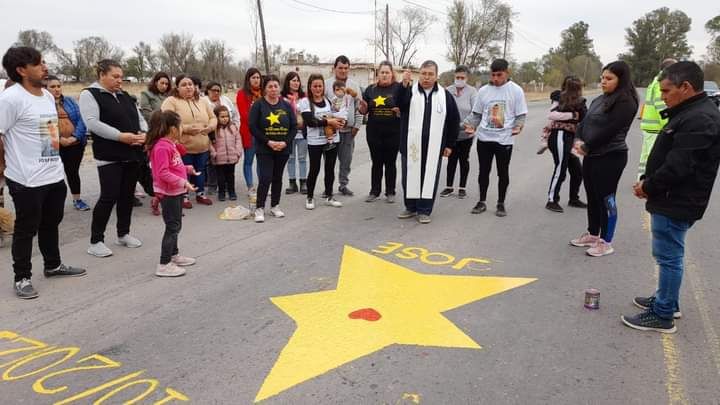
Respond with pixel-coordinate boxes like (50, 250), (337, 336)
(249, 98), (297, 155)
(363, 82), (403, 130)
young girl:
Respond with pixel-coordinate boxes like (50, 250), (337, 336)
(210, 106), (243, 201)
(147, 110), (198, 277)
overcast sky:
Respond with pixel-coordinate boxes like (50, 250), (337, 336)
(0, 0), (715, 73)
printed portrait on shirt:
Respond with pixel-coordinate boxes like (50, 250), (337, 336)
(485, 101), (506, 129)
(39, 114), (60, 157)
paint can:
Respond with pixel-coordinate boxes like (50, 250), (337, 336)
(584, 288), (600, 310)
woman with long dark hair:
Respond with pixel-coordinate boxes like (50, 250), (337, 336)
(358, 61), (403, 203)
(46, 75), (90, 211)
(298, 74), (346, 209)
(236, 68), (263, 193)
(570, 61), (639, 257)
(79, 59), (148, 258)
(140, 72), (171, 122)
(281, 71), (308, 194)
(249, 75), (296, 222)
(545, 76), (587, 213)
(161, 74), (217, 208)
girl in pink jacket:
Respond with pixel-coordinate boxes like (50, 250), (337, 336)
(147, 110), (198, 278)
(210, 105), (243, 201)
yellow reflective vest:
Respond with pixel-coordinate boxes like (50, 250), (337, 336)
(640, 74), (668, 133)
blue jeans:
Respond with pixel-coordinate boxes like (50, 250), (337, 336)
(287, 138), (308, 180)
(651, 213), (694, 320)
(182, 152), (209, 195)
(243, 144), (256, 188)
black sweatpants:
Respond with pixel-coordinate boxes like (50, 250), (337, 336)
(7, 179), (66, 282)
(446, 137), (473, 188)
(91, 161), (140, 244)
(215, 164), (237, 196)
(59, 143), (84, 195)
(367, 126), (400, 197)
(477, 140), (513, 203)
(137, 154), (154, 197)
(307, 144), (338, 198)
(583, 151), (627, 243)
(257, 153), (290, 209)
(160, 194), (183, 264)
(547, 130), (582, 202)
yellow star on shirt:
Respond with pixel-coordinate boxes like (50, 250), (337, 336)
(254, 246), (536, 402)
(266, 111), (281, 126)
(373, 95), (387, 107)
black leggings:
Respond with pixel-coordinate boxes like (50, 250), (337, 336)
(367, 127), (399, 196)
(583, 151), (627, 242)
(447, 138), (473, 188)
(214, 164), (237, 195)
(59, 143), (84, 195)
(160, 194), (183, 265)
(307, 144), (338, 198)
(477, 140), (513, 203)
(256, 153), (289, 208)
(547, 130), (582, 202)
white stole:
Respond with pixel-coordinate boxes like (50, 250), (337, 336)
(406, 84), (447, 199)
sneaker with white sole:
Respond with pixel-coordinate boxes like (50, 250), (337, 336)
(633, 296), (682, 319)
(586, 239), (614, 257)
(88, 242), (113, 257)
(305, 198), (315, 210)
(155, 262), (186, 277)
(570, 232), (599, 247)
(270, 206), (285, 218)
(116, 234), (142, 248)
(254, 208), (265, 222)
(172, 255), (196, 267)
(14, 278), (38, 299)
(621, 310), (676, 333)
(325, 197), (342, 207)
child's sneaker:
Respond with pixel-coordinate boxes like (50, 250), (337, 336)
(254, 208), (265, 223)
(155, 262), (186, 277)
(570, 232), (599, 247)
(171, 255), (196, 267)
(73, 199), (91, 211)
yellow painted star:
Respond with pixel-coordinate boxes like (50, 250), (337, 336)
(255, 246), (536, 402)
(373, 95), (387, 107)
(266, 111), (281, 126)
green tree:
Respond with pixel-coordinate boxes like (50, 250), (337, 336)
(445, 0), (512, 70)
(540, 21), (602, 87)
(516, 61), (542, 84)
(706, 15), (720, 63)
(620, 7), (692, 86)
(557, 21), (596, 61)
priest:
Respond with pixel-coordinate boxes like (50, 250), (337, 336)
(397, 60), (460, 224)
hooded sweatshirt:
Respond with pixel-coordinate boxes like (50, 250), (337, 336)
(150, 137), (194, 197)
(161, 96), (217, 154)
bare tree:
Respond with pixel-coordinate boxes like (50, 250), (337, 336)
(14, 29), (57, 53)
(445, 0), (513, 70)
(374, 6), (436, 67)
(158, 33), (196, 77)
(56, 36), (123, 81)
(199, 39), (234, 81)
(130, 41), (157, 81)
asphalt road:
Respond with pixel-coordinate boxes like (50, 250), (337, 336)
(2, 96), (720, 405)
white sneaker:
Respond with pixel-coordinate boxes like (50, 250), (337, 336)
(270, 206), (285, 218)
(171, 255), (196, 267)
(155, 262), (186, 277)
(325, 197), (343, 207)
(87, 242), (113, 257)
(305, 198), (315, 210)
(254, 208), (265, 223)
(116, 234), (142, 248)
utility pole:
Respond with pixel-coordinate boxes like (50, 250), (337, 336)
(502, 15), (510, 59)
(256, 0), (271, 75)
(374, 0), (377, 67)
(385, 4), (390, 62)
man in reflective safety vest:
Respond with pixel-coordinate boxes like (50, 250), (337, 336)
(638, 58), (677, 178)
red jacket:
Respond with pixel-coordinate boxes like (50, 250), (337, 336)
(236, 90), (255, 149)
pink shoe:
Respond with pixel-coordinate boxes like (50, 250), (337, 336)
(586, 239), (615, 257)
(570, 232), (599, 247)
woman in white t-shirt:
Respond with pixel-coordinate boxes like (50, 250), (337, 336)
(297, 74), (346, 209)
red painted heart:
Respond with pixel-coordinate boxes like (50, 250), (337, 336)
(348, 308), (382, 322)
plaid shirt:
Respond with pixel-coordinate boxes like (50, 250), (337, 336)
(61, 95), (87, 145)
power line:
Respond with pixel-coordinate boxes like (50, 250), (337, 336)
(287, 0), (372, 15)
(402, 0), (447, 15)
